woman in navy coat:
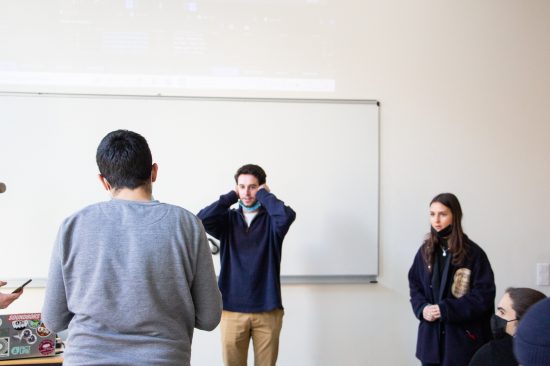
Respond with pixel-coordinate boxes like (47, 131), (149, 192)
(408, 193), (496, 366)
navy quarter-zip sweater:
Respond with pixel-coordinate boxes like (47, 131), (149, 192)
(197, 189), (296, 313)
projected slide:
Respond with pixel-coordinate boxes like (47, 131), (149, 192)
(0, 0), (338, 94)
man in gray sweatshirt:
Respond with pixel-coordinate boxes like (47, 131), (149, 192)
(42, 129), (222, 366)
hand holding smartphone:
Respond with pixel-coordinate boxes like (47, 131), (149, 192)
(12, 279), (32, 293)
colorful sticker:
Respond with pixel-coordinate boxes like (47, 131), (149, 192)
(11, 320), (28, 330)
(26, 334), (37, 345)
(10, 345), (31, 356)
(0, 337), (9, 357)
(38, 339), (55, 356)
(28, 320), (40, 329)
(13, 328), (35, 342)
(7, 314), (41, 322)
(36, 323), (51, 337)
(21, 329), (32, 339)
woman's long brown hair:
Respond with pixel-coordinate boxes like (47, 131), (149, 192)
(422, 193), (469, 271)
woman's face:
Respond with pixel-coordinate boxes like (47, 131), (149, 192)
(430, 202), (453, 232)
(496, 293), (519, 336)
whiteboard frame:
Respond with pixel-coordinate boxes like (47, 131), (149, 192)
(0, 91), (380, 285)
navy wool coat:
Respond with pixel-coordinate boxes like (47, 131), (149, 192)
(408, 236), (496, 366)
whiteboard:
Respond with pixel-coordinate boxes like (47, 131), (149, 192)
(0, 94), (379, 283)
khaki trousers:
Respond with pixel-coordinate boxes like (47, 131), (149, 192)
(221, 309), (284, 366)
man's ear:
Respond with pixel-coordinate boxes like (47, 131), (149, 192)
(151, 163), (158, 183)
(98, 174), (111, 191)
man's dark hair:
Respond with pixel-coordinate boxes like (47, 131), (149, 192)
(96, 130), (152, 190)
(234, 164), (266, 185)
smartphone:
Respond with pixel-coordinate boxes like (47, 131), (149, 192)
(11, 279), (32, 293)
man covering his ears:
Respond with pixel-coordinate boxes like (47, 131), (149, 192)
(198, 164), (296, 366)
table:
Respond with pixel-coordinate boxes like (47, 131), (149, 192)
(0, 356), (63, 365)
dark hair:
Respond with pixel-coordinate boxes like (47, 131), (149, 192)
(506, 287), (547, 321)
(234, 164), (266, 185)
(422, 193), (468, 269)
(96, 130), (153, 190)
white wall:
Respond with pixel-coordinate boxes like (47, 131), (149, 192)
(2, 1), (550, 365)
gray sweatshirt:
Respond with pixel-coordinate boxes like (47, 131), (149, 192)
(42, 199), (222, 366)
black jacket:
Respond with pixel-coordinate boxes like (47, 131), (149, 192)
(469, 334), (518, 366)
(409, 236), (496, 365)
